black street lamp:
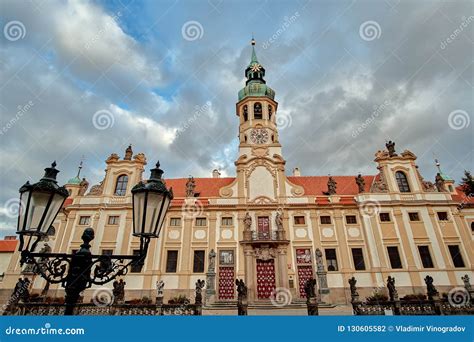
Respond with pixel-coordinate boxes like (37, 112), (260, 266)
(16, 161), (173, 315)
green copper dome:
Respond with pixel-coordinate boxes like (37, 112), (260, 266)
(238, 38), (275, 101)
(67, 176), (81, 185)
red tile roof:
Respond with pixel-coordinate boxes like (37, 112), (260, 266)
(288, 175), (375, 196)
(164, 177), (235, 198)
(0, 239), (18, 253)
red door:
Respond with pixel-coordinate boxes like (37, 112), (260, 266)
(297, 265), (314, 298)
(257, 216), (270, 240)
(218, 266), (235, 300)
(256, 259), (276, 299)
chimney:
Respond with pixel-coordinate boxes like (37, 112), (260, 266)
(212, 169), (221, 178)
(292, 167), (301, 177)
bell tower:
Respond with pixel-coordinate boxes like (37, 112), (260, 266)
(233, 38), (287, 204)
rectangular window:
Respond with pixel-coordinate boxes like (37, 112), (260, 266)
(107, 216), (119, 225)
(170, 218), (181, 226)
(387, 246), (403, 269)
(219, 250), (234, 265)
(221, 217), (233, 226)
(448, 245), (465, 268)
(294, 216), (305, 225)
(408, 212), (420, 221)
(351, 248), (366, 270)
(193, 250), (205, 273)
(166, 250), (178, 273)
(320, 216), (331, 224)
(324, 249), (338, 271)
(418, 246), (434, 268)
(437, 212), (448, 221)
(195, 218), (207, 226)
(345, 215), (357, 224)
(79, 216), (90, 225)
(379, 213), (391, 222)
(101, 249), (113, 256)
(131, 250), (143, 273)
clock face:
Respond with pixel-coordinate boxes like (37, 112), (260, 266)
(251, 63), (261, 72)
(250, 128), (269, 144)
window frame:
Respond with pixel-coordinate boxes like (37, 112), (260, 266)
(169, 217), (182, 226)
(193, 250), (206, 273)
(253, 102), (263, 119)
(345, 215), (357, 225)
(418, 245), (434, 268)
(408, 212), (420, 222)
(437, 212), (449, 221)
(78, 216), (90, 225)
(221, 217), (233, 226)
(165, 250), (179, 273)
(195, 217), (207, 227)
(395, 171), (411, 193)
(324, 248), (338, 272)
(351, 248), (366, 271)
(294, 216), (306, 225)
(320, 216), (332, 225)
(107, 215), (120, 225)
(114, 174), (129, 196)
(387, 246), (403, 269)
(131, 249), (143, 273)
(447, 245), (465, 268)
(379, 212), (391, 222)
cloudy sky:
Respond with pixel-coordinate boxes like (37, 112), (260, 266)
(0, 0), (472, 235)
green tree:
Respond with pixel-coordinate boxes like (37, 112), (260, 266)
(460, 170), (474, 196)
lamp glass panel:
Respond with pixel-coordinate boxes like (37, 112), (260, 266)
(144, 192), (163, 235)
(25, 192), (50, 233)
(132, 192), (145, 235)
(40, 193), (64, 234)
(17, 190), (30, 232)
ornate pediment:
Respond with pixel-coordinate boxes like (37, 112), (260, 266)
(255, 247), (276, 261)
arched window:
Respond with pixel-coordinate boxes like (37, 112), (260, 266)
(268, 105), (273, 121)
(471, 222), (474, 233)
(395, 171), (411, 193)
(243, 105), (248, 121)
(254, 102), (262, 119)
(114, 174), (128, 196)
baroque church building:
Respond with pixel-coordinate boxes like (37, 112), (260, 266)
(2, 40), (473, 306)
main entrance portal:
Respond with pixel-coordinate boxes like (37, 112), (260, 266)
(256, 259), (276, 299)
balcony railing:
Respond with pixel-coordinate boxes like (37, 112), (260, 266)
(251, 231), (278, 241)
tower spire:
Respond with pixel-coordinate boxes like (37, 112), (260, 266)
(250, 36), (258, 64)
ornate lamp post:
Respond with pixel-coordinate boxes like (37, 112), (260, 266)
(16, 161), (173, 315)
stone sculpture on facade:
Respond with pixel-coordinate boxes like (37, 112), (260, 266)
(348, 277), (359, 302)
(325, 176), (337, 195)
(462, 274), (472, 291)
(371, 167), (388, 193)
(243, 212), (252, 240)
(87, 180), (104, 196)
(156, 280), (165, 297)
(78, 178), (89, 196)
(5, 278), (31, 313)
(355, 174), (365, 193)
(387, 276), (398, 301)
(112, 279), (126, 304)
(304, 278), (318, 315)
(208, 249), (216, 273)
(435, 173), (446, 192)
(386, 140), (397, 157)
(236, 279), (248, 316)
(315, 249), (329, 298)
(195, 279), (205, 305)
(124, 145), (133, 160)
(424, 275), (439, 300)
(185, 176), (196, 197)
